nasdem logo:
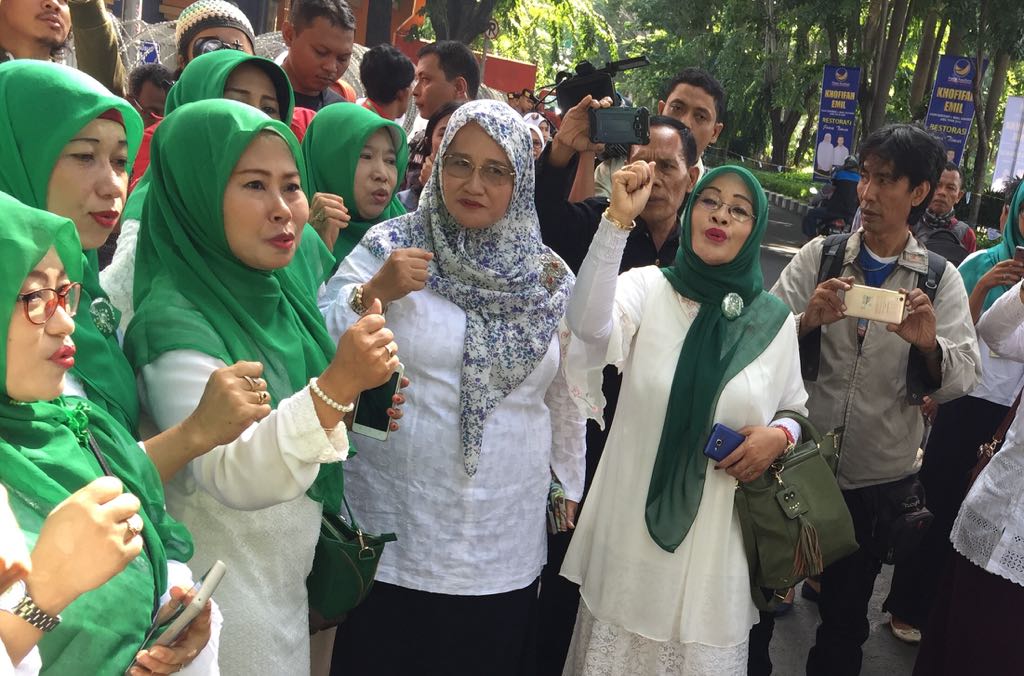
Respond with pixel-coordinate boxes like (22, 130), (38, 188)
(836, 68), (848, 82)
(953, 59), (972, 77)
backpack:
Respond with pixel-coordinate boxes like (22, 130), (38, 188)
(920, 227), (969, 266)
(800, 233), (946, 405)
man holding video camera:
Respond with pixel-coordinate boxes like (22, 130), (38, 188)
(768, 123), (980, 676)
(593, 67), (726, 198)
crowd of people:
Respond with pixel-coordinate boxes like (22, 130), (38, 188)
(0, 0), (1021, 675)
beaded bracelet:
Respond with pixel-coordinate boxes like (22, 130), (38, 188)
(310, 377), (354, 413)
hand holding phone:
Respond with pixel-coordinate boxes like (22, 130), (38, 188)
(703, 423), (745, 462)
(588, 106), (650, 146)
(351, 364), (405, 441)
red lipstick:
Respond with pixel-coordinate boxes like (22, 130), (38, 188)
(50, 344), (76, 369)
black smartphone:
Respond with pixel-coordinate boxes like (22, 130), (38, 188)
(588, 107), (650, 145)
(351, 365), (404, 441)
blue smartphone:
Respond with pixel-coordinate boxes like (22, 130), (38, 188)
(703, 423), (745, 462)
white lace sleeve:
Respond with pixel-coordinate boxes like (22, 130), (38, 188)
(140, 350), (348, 511)
(547, 324), (587, 501)
(98, 216), (140, 332)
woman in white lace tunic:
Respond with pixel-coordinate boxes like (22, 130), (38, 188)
(561, 164), (807, 675)
(915, 277), (1024, 674)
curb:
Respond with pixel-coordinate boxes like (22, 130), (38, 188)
(764, 189), (808, 217)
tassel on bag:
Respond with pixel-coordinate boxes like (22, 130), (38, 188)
(792, 514), (824, 578)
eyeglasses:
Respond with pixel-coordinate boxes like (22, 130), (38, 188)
(694, 191), (754, 223)
(441, 154), (515, 187)
(191, 37), (245, 60)
(17, 283), (82, 325)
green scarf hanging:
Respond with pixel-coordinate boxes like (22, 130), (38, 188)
(959, 180), (1024, 312)
(648, 165), (791, 552)
(0, 193), (192, 674)
(124, 99), (343, 513)
(301, 103), (409, 263)
(0, 60), (143, 435)
(124, 49), (333, 298)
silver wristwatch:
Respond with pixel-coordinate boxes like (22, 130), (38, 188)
(0, 580), (61, 632)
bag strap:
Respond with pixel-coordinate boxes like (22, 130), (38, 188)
(905, 252), (947, 406)
(86, 432), (162, 623)
(993, 390), (1023, 449)
(801, 234), (852, 382)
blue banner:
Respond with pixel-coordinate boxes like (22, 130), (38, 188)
(813, 65), (861, 181)
(924, 55), (985, 166)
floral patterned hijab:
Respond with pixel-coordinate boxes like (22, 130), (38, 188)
(362, 100), (574, 475)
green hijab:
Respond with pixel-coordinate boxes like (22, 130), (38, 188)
(0, 60), (144, 436)
(124, 99), (343, 512)
(124, 49), (333, 295)
(649, 165), (791, 552)
(959, 179), (1024, 311)
(301, 103), (409, 262)
(0, 193), (192, 674)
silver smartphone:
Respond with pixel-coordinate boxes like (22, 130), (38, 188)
(351, 364), (405, 441)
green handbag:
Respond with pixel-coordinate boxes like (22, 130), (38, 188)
(734, 410), (857, 611)
(306, 498), (397, 632)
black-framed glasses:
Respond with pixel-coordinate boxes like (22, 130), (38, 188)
(441, 154), (515, 187)
(695, 191), (754, 223)
(17, 283), (82, 325)
(191, 37), (245, 60)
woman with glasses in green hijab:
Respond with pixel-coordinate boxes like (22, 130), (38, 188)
(0, 60), (261, 483)
(559, 164), (807, 674)
(302, 102), (409, 264)
(0, 193), (215, 675)
(125, 98), (401, 674)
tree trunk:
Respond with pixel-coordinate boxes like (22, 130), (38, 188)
(794, 114), (816, 166)
(945, 22), (964, 57)
(968, 2), (991, 224)
(866, 0), (911, 132)
(424, 0), (501, 44)
(858, 0), (889, 131)
(826, 24), (840, 65)
(924, 16), (948, 105)
(909, 7), (940, 111)
(967, 49), (1009, 223)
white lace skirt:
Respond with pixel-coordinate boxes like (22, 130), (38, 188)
(562, 600), (748, 676)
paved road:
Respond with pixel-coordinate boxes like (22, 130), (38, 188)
(759, 204), (919, 675)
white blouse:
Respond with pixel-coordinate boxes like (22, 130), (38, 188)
(99, 215), (140, 331)
(319, 244), (586, 596)
(952, 282), (1024, 586)
(140, 350), (348, 675)
(561, 219), (808, 646)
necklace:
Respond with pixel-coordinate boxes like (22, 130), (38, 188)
(859, 248), (894, 273)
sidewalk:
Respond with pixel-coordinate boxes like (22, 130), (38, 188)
(770, 565), (919, 675)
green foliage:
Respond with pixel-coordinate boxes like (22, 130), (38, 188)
(748, 169), (814, 200)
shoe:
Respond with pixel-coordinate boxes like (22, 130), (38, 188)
(800, 579), (820, 603)
(889, 617), (921, 644)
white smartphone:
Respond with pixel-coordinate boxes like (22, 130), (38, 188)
(351, 364), (405, 441)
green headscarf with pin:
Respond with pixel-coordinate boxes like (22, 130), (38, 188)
(125, 99), (343, 512)
(301, 102), (409, 264)
(0, 59), (144, 436)
(0, 192), (192, 674)
(648, 165), (791, 552)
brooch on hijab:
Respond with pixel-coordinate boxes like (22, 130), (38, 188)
(721, 292), (744, 320)
(90, 298), (118, 337)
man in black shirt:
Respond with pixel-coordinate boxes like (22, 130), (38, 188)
(281, 0), (356, 111)
(536, 96), (699, 274)
(533, 96), (699, 674)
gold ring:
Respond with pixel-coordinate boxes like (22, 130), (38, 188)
(385, 345), (395, 360)
(243, 375), (258, 392)
(258, 391), (269, 404)
(125, 522), (141, 540)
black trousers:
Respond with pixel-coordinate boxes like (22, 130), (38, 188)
(806, 485), (888, 676)
(885, 396), (1009, 628)
(330, 579), (539, 676)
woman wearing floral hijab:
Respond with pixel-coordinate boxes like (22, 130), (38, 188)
(125, 99), (398, 674)
(559, 164), (807, 674)
(320, 100), (585, 674)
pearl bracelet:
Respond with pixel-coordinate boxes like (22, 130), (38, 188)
(310, 377), (354, 413)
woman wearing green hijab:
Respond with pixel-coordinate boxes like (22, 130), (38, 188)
(0, 60), (143, 436)
(559, 164), (808, 673)
(125, 99), (399, 674)
(106, 48), (334, 328)
(302, 102), (409, 263)
(0, 192), (215, 675)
